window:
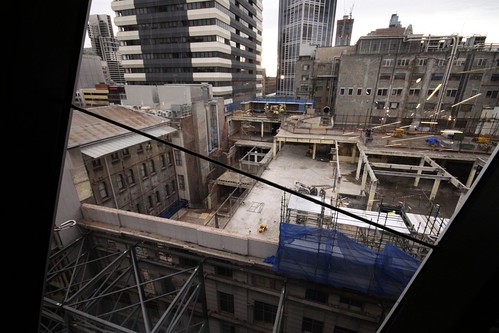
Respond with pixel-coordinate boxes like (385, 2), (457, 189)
(394, 73), (406, 80)
(156, 190), (161, 203)
(149, 160), (156, 174)
(379, 74), (391, 80)
(347, 88), (353, 95)
(302, 75), (309, 81)
(427, 88), (440, 97)
(446, 89), (458, 97)
(254, 301), (277, 323)
(424, 103), (435, 111)
(127, 169), (135, 185)
(218, 292), (234, 313)
(491, 74), (499, 82)
(397, 59), (410, 66)
(147, 195), (153, 210)
(431, 73), (444, 80)
(122, 148), (130, 158)
(356, 88), (362, 96)
(111, 152), (120, 162)
(436, 59), (446, 66)
(174, 149), (183, 166)
(116, 174), (125, 190)
(377, 88), (388, 96)
(171, 180), (177, 193)
(215, 265), (233, 277)
(305, 288), (328, 304)
(179, 256), (198, 267)
(411, 73), (424, 82)
(98, 181), (108, 199)
(477, 58), (488, 66)
(220, 323), (236, 333)
(409, 88), (420, 96)
(140, 163), (148, 178)
(365, 88), (372, 95)
(160, 154), (166, 168)
(137, 144), (144, 153)
(339, 88), (345, 96)
(178, 175), (185, 190)
(417, 58), (427, 66)
(389, 102), (399, 109)
(302, 317), (324, 333)
(382, 59), (393, 67)
(136, 203), (141, 213)
(303, 64), (310, 70)
(92, 158), (102, 169)
(470, 73), (483, 80)
(165, 184), (170, 196)
(391, 88), (403, 96)
(334, 326), (357, 333)
(454, 58), (466, 66)
(486, 90), (498, 98)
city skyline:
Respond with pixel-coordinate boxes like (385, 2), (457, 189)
(87, 0), (499, 76)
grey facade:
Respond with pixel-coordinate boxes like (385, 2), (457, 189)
(277, 0), (338, 97)
(111, 0), (263, 105)
(67, 105), (179, 216)
(122, 84), (227, 209)
(295, 30), (499, 132)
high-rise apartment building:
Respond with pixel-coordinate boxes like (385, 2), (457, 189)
(335, 14), (354, 46)
(277, 0), (338, 97)
(110, 0), (263, 106)
(87, 14), (126, 85)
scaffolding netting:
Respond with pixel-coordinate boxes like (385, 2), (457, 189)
(273, 223), (421, 299)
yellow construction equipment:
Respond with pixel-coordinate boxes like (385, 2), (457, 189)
(393, 128), (405, 138)
(473, 135), (491, 144)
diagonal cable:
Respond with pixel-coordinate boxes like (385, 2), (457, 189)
(70, 104), (434, 248)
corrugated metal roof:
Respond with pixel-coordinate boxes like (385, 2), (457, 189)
(80, 127), (176, 158)
(68, 105), (171, 148)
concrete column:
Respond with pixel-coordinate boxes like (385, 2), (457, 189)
(367, 181), (377, 211)
(414, 157), (425, 187)
(465, 161), (478, 188)
(261, 122), (264, 138)
(361, 167), (368, 195)
(273, 139), (277, 159)
(356, 157), (363, 180)
(351, 145), (357, 163)
(429, 179), (441, 201)
(312, 143), (316, 160)
(455, 190), (468, 212)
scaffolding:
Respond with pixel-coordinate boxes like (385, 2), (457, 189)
(41, 233), (208, 333)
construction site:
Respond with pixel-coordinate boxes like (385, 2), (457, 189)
(42, 105), (497, 333)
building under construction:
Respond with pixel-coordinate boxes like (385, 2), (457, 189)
(43, 102), (496, 332)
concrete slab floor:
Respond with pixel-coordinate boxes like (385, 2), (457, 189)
(222, 142), (463, 241)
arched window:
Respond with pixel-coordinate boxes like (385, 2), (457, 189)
(127, 169), (135, 185)
(117, 174), (125, 190)
(149, 159), (156, 173)
(140, 163), (148, 178)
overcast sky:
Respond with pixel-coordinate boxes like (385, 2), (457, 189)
(87, 0), (499, 76)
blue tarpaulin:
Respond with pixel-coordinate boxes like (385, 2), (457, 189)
(273, 223), (421, 299)
(425, 137), (440, 144)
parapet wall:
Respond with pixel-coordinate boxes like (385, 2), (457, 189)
(80, 203), (278, 260)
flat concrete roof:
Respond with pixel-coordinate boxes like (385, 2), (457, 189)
(224, 143), (365, 240)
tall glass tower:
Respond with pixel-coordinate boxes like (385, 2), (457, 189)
(277, 0), (337, 97)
